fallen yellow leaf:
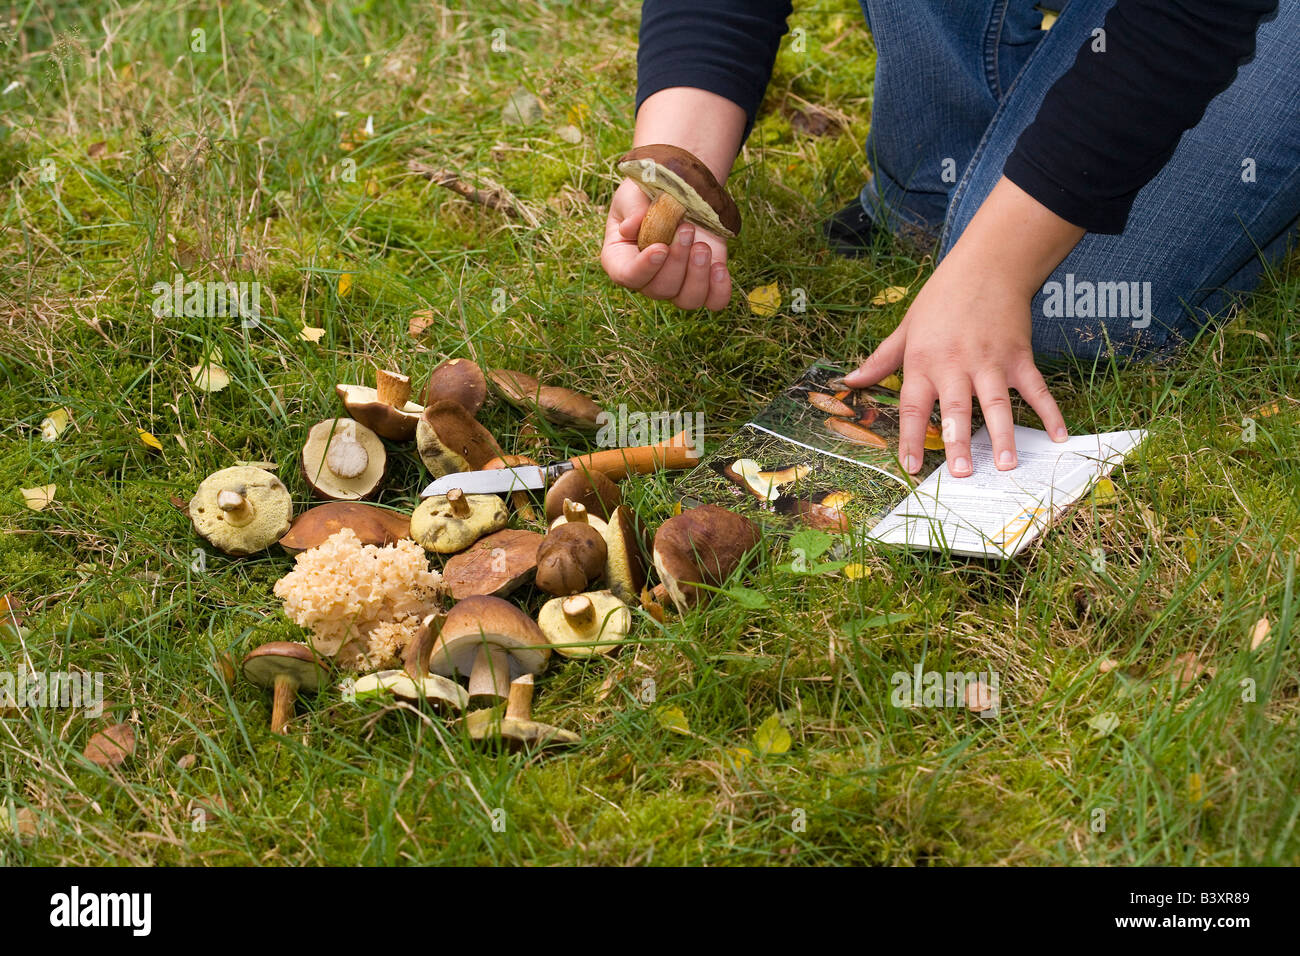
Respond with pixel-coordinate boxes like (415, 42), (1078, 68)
(1187, 772), (1211, 808)
(654, 705), (690, 735)
(754, 713), (792, 756)
(138, 429), (163, 452)
(337, 273), (353, 296)
(1249, 616), (1271, 651)
(725, 746), (754, 769)
(871, 285), (908, 306)
(298, 326), (326, 343)
(40, 408), (71, 442)
(1091, 477), (1118, 506)
(843, 562), (870, 580)
(20, 484), (56, 511)
(1182, 528), (1200, 564)
(566, 103), (590, 126)
(189, 352), (230, 393)
(364, 178), (380, 198)
(747, 282), (781, 317)
(879, 374), (903, 390)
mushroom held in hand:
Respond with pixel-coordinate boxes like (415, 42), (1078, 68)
(538, 591), (631, 659)
(190, 466), (293, 556)
(301, 418), (387, 499)
(278, 501), (410, 555)
(465, 674), (579, 750)
(242, 642), (328, 734)
(617, 144), (742, 250)
(652, 505), (761, 612)
(416, 400), (505, 477)
(442, 528), (544, 599)
(410, 488), (508, 554)
(336, 369), (424, 441)
(543, 467), (621, 523)
(535, 504), (608, 596)
(430, 595), (551, 704)
(423, 358), (488, 416)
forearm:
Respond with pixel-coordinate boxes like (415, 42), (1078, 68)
(633, 87), (747, 184)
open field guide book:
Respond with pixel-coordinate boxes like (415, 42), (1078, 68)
(674, 362), (1145, 559)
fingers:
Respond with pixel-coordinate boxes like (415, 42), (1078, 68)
(703, 261), (732, 311)
(844, 326), (906, 388)
(672, 241), (715, 310)
(936, 378), (974, 477)
(1011, 359), (1068, 442)
(973, 370), (1018, 470)
(640, 224), (695, 299)
(897, 375), (935, 475)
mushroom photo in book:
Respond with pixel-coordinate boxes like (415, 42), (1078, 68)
(674, 363), (1146, 558)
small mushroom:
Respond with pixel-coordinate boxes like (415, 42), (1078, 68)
(536, 505), (608, 596)
(423, 358), (488, 415)
(430, 595), (551, 704)
(416, 400), (505, 477)
(301, 418), (387, 499)
(482, 454), (540, 521)
(652, 505), (761, 612)
(278, 501), (410, 554)
(336, 369), (424, 441)
(807, 392), (855, 417)
(241, 642), (328, 734)
(722, 459), (811, 502)
(544, 467), (621, 523)
(410, 488), (508, 554)
(487, 368), (602, 432)
(774, 496), (852, 531)
(353, 670), (467, 712)
(617, 144), (741, 250)
(465, 674), (579, 750)
(824, 417), (888, 449)
(441, 528), (544, 599)
(189, 466), (293, 556)
(547, 498), (608, 536)
(603, 504), (648, 604)
(538, 591), (631, 658)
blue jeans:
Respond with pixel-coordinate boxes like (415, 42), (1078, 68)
(858, 0), (1300, 361)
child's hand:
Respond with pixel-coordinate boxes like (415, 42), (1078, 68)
(601, 179), (732, 312)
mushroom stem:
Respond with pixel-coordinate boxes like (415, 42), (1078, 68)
(467, 644), (511, 702)
(506, 674), (534, 721)
(270, 673), (298, 734)
(376, 369), (411, 408)
(562, 499), (589, 524)
(637, 191), (686, 250)
(216, 488), (255, 525)
(446, 487), (472, 519)
(402, 612), (446, 681)
(327, 435), (369, 478)
(561, 594), (596, 632)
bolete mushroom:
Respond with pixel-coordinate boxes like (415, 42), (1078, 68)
(722, 459), (812, 503)
(652, 505), (761, 612)
(544, 467), (621, 523)
(416, 400), (505, 477)
(617, 144), (742, 251)
(538, 591), (631, 658)
(353, 670), (467, 712)
(442, 528), (544, 599)
(241, 642), (328, 734)
(336, 369), (424, 441)
(465, 674), (579, 750)
(824, 417), (888, 449)
(603, 504), (648, 604)
(189, 466), (293, 556)
(547, 498), (608, 536)
(430, 595), (550, 704)
(536, 504), (608, 596)
(423, 358), (488, 416)
(487, 368), (602, 432)
(278, 501), (410, 555)
(410, 488), (508, 554)
(301, 418), (387, 500)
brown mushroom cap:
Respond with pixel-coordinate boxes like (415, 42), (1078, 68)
(442, 528), (544, 600)
(278, 502), (410, 554)
(538, 591), (631, 658)
(241, 642), (327, 692)
(416, 400), (505, 477)
(487, 368), (542, 406)
(410, 490), (508, 554)
(603, 504), (649, 604)
(547, 499), (608, 536)
(189, 466), (293, 556)
(429, 595), (551, 680)
(301, 418), (387, 500)
(487, 368), (601, 432)
(652, 505), (761, 611)
(535, 520), (607, 596)
(617, 144), (741, 239)
(544, 468), (621, 523)
(335, 381), (423, 442)
(423, 358), (487, 416)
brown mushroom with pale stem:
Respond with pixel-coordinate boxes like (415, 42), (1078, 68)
(536, 502), (608, 596)
(416, 400), (505, 477)
(429, 595), (551, 705)
(547, 498), (608, 535)
(241, 642), (328, 734)
(190, 466), (293, 556)
(336, 369), (424, 441)
(544, 467), (621, 523)
(603, 504), (649, 604)
(442, 528), (544, 599)
(465, 674), (579, 750)
(538, 591), (631, 658)
(301, 418), (387, 500)
(652, 505), (761, 612)
(423, 358), (487, 415)
(617, 144), (742, 251)
(410, 488), (508, 554)
(278, 501), (410, 555)
(487, 368), (602, 432)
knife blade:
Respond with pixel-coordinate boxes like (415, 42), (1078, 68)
(420, 463), (563, 497)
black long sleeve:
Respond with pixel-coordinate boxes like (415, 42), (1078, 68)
(634, 0), (1277, 234)
(1004, 0), (1278, 232)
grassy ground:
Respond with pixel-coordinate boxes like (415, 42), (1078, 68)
(1, 0), (1297, 866)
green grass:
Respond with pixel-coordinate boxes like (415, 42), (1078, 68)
(1, 0), (1298, 866)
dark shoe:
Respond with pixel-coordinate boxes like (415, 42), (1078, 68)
(821, 199), (879, 258)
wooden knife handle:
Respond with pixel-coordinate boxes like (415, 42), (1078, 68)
(568, 429), (701, 481)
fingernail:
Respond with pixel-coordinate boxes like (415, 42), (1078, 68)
(678, 227), (693, 246)
(650, 251), (667, 265)
(692, 248), (708, 266)
(998, 450), (1015, 468)
(902, 455), (916, 473)
(712, 264), (727, 280)
(954, 457), (971, 475)
(1053, 427), (1068, 441)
